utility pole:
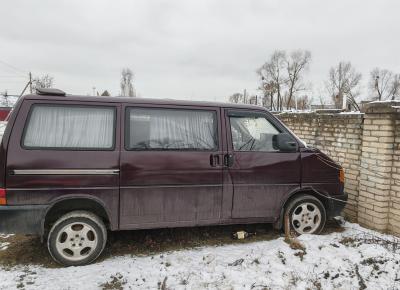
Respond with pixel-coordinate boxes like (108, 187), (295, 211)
(29, 72), (32, 93)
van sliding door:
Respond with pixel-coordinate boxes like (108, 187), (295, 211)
(119, 104), (224, 229)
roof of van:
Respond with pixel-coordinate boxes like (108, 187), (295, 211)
(22, 93), (269, 111)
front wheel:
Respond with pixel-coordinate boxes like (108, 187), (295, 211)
(285, 195), (326, 235)
(47, 211), (107, 266)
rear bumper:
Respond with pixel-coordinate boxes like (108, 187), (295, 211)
(0, 205), (47, 235)
(327, 192), (348, 217)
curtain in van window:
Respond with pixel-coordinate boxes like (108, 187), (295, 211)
(128, 108), (217, 150)
(23, 105), (114, 149)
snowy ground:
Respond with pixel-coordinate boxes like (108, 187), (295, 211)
(0, 121), (6, 140)
(0, 223), (399, 290)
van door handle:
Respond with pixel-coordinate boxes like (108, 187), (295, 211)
(209, 154), (221, 167)
(224, 154), (234, 167)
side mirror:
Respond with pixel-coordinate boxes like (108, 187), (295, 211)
(273, 133), (298, 152)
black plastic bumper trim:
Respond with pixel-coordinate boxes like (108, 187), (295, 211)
(0, 205), (47, 235)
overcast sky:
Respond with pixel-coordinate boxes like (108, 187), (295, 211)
(0, 0), (399, 102)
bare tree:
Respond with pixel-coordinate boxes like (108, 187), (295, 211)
(32, 74), (53, 92)
(229, 92), (244, 104)
(325, 62), (362, 110)
(285, 50), (311, 109)
(369, 68), (400, 101)
(228, 91), (255, 104)
(369, 68), (393, 101)
(120, 68), (136, 97)
(389, 74), (400, 100)
(261, 81), (277, 110)
(297, 95), (311, 110)
(248, 95), (259, 105)
(257, 50), (286, 111)
(257, 50), (311, 111)
(229, 93), (243, 104)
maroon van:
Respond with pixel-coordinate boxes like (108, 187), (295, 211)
(0, 88), (347, 266)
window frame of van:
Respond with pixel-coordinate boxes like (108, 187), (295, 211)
(124, 106), (220, 152)
(226, 109), (300, 153)
(20, 103), (118, 151)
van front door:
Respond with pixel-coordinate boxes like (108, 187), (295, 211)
(119, 105), (224, 229)
(225, 109), (301, 219)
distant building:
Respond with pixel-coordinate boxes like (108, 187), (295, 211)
(0, 107), (11, 121)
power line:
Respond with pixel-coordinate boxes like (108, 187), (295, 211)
(0, 60), (27, 76)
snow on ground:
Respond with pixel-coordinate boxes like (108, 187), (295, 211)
(0, 223), (399, 290)
(0, 122), (6, 140)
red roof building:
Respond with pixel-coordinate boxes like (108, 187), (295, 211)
(0, 107), (12, 121)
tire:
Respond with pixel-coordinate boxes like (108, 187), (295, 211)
(47, 210), (107, 266)
(284, 194), (326, 235)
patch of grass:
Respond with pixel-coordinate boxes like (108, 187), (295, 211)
(361, 257), (388, 267)
(100, 273), (127, 290)
(158, 276), (168, 290)
(277, 251), (286, 265)
(339, 237), (357, 247)
(252, 258), (260, 265)
(0, 235), (57, 268)
(285, 236), (307, 261)
(101, 224), (279, 263)
(354, 264), (367, 290)
(321, 220), (346, 234)
(14, 267), (37, 289)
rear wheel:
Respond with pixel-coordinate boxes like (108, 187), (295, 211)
(47, 211), (107, 266)
(285, 195), (326, 235)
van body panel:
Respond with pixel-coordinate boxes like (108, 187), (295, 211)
(301, 149), (344, 196)
(4, 99), (121, 230)
(228, 152), (301, 218)
(0, 97), (25, 188)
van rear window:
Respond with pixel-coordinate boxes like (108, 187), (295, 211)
(22, 105), (115, 150)
(126, 108), (217, 150)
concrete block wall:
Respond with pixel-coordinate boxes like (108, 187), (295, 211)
(390, 114), (400, 235)
(276, 102), (400, 236)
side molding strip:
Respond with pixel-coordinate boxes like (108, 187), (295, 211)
(12, 169), (120, 175)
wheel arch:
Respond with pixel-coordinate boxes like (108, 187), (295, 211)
(274, 187), (330, 230)
(42, 195), (113, 238)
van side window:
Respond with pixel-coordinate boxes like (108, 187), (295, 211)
(23, 105), (115, 149)
(230, 115), (280, 152)
(126, 108), (217, 150)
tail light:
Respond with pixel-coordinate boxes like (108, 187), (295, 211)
(339, 169), (345, 183)
(0, 188), (6, 205)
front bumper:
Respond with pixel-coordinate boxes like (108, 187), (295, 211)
(0, 205), (47, 235)
(327, 192), (348, 217)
